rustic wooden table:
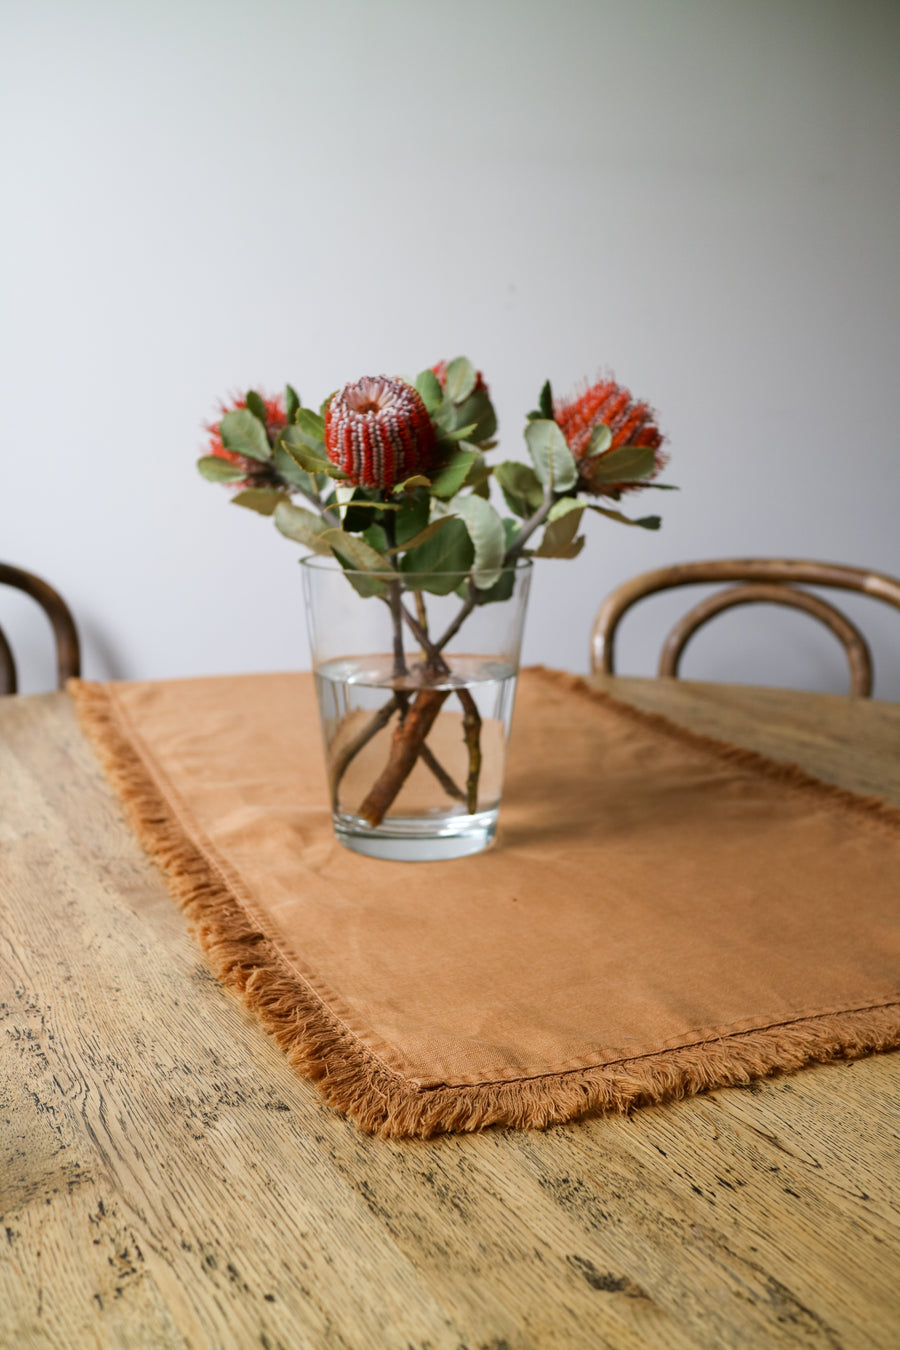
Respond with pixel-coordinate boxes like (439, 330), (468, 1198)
(2, 677), (899, 1350)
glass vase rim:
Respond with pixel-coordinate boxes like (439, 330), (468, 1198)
(299, 554), (533, 581)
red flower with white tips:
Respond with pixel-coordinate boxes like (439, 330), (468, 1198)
(554, 376), (667, 497)
(324, 376), (436, 491)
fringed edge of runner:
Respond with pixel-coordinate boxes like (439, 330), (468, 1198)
(531, 666), (900, 834)
(69, 677), (900, 1140)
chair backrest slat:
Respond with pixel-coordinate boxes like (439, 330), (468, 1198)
(591, 559), (900, 697)
(0, 564), (81, 694)
(0, 623), (17, 695)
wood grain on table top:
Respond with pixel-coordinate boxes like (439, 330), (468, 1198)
(1, 679), (898, 1350)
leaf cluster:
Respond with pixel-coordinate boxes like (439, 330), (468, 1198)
(196, 364), (675, 598)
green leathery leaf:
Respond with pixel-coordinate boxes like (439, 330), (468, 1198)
(587, 423), (612, 456)
(285, 384), (300, 424)
(231, 488), (287, 516)
(534, 505), (585, 558)
(587, 443), (657, 482)
(538, 379), (554, 420)
(494, 461), (544, 518)
(439, 422), (478, 444)
(294, 407), (325, 441)
(444, 356), (477, 404)
(272, 442), (316, 492)
(502, 517), (520, 550)
(337, 490), (382, 536)
(585, 504), (662, 530)
(273, 501), (332, 554)
(452, 495), (506, 589)
(429, 448), (478, 499)
(319, 529), (392, 575)
(467, 452), (492, 499)
(388, 514), (456, 556)
(363, 522), (389, 554)
(560, 534), (585, 559)
(392, 473), (432, 493)
(281, 428), (348, 479)
(196, 455), (246, 483)
(547, 496), (583, 522)
(244, 391), (268, 425)
(324, 529), (392, 597)
(219, 408), (271, 463)
(400, 517), (474, 594)
(452, 387), (497, 444)
(334, 491), (401, 535)
(394, 490), (430, 546)
(469, 567), (516, 606)
(414, 369), (443, 414)
(524, 419), (577, 493)
(333, 554), (388, 598)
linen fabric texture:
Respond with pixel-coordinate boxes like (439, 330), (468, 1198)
(70, 669), (900, 1136)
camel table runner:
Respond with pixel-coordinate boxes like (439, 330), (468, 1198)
(70, 668), (900, 1137)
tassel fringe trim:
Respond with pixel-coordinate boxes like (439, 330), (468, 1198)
(69, 676), (900, 1138)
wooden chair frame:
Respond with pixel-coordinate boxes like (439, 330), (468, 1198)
(0, 563), (81, 695)
(590, 558), (900, 697)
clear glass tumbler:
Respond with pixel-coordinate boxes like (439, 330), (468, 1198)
(301, 557), (532, 861)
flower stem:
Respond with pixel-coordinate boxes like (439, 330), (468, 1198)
(358, 688), (450, 826)
(420, 740), (466, 803)
(414, 589), (430, 663)
(458, 686), (482, 813)
(504, 489), (554, 559)
(329, 490), (552, 827)
(328, 693), (401, 812)
(398, 602), (481, 810)
(382, 508), (408, 680)
(300, 487), (341, 530)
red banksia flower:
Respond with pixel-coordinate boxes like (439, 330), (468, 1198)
(324, 376), (436, 490)
(554, 376), (667, 497)
(206, 392), (287, 487)
(207, 393), (286, 462)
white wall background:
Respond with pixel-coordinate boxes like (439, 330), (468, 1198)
(2, 0), (899, 696)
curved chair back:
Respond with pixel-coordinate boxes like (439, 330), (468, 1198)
(0, 564), (81, 694)
(591, 559), (900, 697)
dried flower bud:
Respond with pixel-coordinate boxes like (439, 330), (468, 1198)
(555, 377), (666, 497)
(324, 376), (436, 490)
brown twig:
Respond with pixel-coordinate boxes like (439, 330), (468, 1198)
(394, 689), (465, 803)
(329, 693), (401, 811)
(359, 688), (449, 826)
(414, 589), (430, 664)
(330, 689), (465, 810)
(456, 686), (482, 812)
(334, 499), (547, 825)
(398, 601), (482, 807)
(382, 511), (409, 681)
(419, 742), (466, 802)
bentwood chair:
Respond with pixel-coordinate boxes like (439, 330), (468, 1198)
(591, 559), (900, 697)
(0, 563), (81, 694)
